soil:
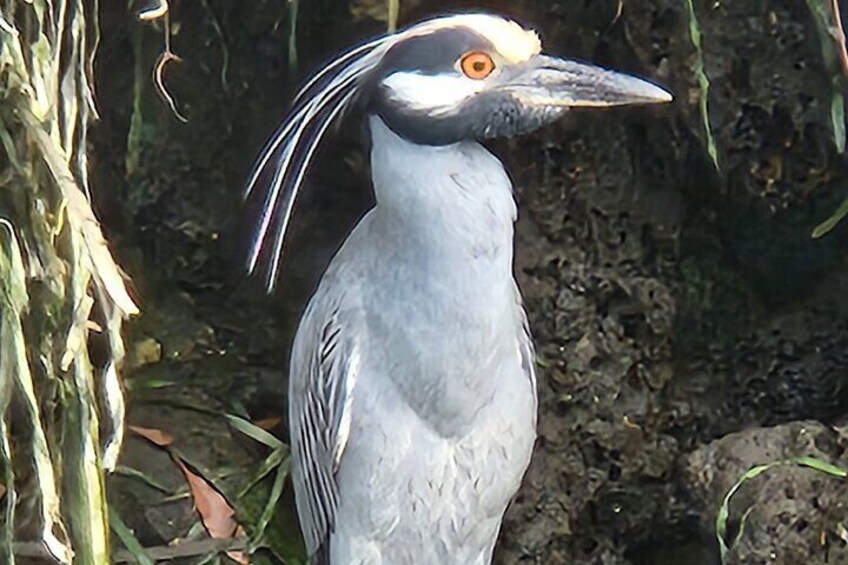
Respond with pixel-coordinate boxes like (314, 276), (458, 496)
(91, 0), (848, 563)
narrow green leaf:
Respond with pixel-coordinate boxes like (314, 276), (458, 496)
(113, 466), (175, 495)
(805, 0), (848, 152)
(715, 462), (778, 563)
(794, 455), (848, 477)
(249, 456), (290, 552)
(812, 195), (848, 238)
(226, 415), (284, 450)
(684, 0), (719, 169)
(238, 448), (287, 499)
(124, 377), (178, 391)
(109, 508), (155, 565)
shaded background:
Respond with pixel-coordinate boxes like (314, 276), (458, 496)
(90, 0), (848, 563)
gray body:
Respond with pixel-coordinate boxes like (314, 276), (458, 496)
(289, 116), (537, 564)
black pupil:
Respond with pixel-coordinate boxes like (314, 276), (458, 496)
(473, 60), (486, 72)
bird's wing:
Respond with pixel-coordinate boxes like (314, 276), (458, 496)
(289, 294), (360, 558)
(515, 287), (538, 413)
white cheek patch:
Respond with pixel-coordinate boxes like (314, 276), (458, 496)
(381, 71), (487, 114)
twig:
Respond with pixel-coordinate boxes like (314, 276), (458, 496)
(14, 538), (249, 563)
(138, 0), (188, 122)
(288, 0), (299, 73)
(113, 538), (249, 562)
(153, 46), (188, 123)
(200, 0), (230, 91)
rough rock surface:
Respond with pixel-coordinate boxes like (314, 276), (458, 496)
(684, 422), (848, 565)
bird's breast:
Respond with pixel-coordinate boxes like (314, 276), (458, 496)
(356, 247), (523, 436)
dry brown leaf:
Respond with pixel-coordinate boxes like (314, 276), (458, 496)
(227, 526), (250, 565)
(0, 483), (6, 499)
(128, 425), (175, 447)
(173, 458), (250, 562)
(174, 458), (239, 539)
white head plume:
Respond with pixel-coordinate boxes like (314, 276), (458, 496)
(244, 14), (541, 291)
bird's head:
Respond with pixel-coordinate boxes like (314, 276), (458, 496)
(246, 13), (672, 288)
(366, 15), (671, 145)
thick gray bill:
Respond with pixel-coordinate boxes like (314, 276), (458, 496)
(504, 54), (673, 108)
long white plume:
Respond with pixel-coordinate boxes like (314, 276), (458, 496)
(245, 14), (536, 291)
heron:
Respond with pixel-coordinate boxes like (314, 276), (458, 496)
(246, 12), (671, 564)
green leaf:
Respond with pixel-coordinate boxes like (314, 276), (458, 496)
(684, 0), (719, 169)
(794, 455), (848, 478)
(113, 465), (175, 495)
(109, 507), (156, 565)
(226, 415), (284, 450)
(805, 0), (848, 152)
(249, 456), (291, 552)
(812, 195), (848, 238)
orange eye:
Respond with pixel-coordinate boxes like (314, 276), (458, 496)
(460, 51), (496, 80)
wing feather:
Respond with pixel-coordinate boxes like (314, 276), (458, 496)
(289, 297), (358, 558)
(515, 287), (538, 415)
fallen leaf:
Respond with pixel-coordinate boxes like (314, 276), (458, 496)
(174, 458), (238, 539)
(129, 425), (175, 447)
(227, 526), (250, 564)
(173, 459), (250, 562)
(0, 484), (6, 499)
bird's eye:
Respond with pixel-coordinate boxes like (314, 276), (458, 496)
(460, 52), (496, 80)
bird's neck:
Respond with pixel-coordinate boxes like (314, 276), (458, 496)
(367, 115), (517, 268)
(361, 117), (522, 433)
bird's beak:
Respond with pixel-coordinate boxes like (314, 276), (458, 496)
(504, 54), (673, 108)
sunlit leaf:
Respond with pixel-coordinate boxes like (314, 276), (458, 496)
(795, 455), (848, 477)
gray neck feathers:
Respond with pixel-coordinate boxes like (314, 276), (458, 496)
(361, 117), (521, 432)
(367, 116), (517, 269)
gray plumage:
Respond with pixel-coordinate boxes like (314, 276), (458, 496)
(291, 117), (536, 563)
(246, 13), (671, 565)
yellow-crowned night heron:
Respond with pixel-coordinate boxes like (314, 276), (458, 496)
(246, 13), (671, 564)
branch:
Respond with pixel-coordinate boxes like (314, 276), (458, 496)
(13, 538), (249, 563)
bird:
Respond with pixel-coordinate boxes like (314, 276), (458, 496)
(245, 12), (671, 565)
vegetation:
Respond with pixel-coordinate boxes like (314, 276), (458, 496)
(0, 1), (137, 563)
